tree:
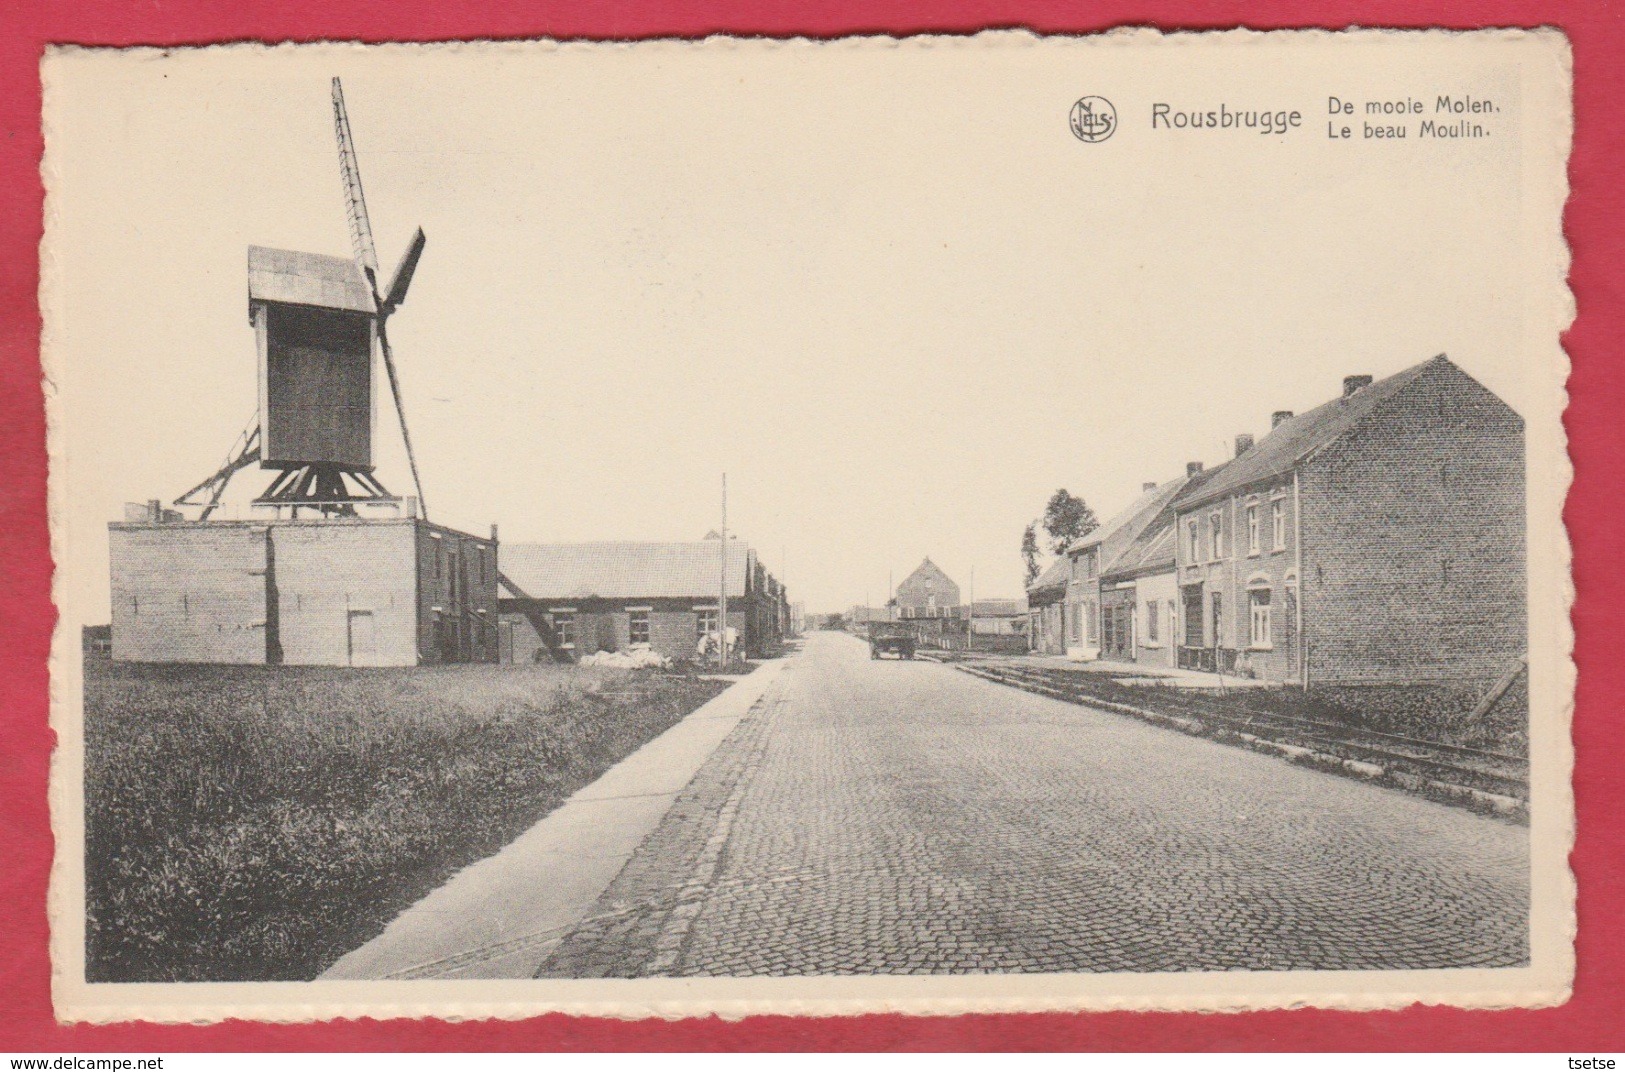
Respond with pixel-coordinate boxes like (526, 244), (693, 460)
(1021, 522), (1043, 586)
(1042, 488), (1099, 556)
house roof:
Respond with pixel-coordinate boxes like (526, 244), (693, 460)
(971, 598), (1028, 617)
(1074, 478), (1187, 554)
(1026, 554), (1071, 595)
(1172, 355), (1446, 511)
(1102, 462), (1232, 579)
(897, 557), (957, 594)
(499, 541), (754, 601)
(248, 246), (374, 317)
(1066, 477), (1196, 574)
(1106, 518), (1178, 578)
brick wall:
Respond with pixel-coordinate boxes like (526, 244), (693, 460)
(1186, 477), (1302, 683)
(109, 523), (269, 663)
(110, 517), (499, 667)
(1301, 362), (1525, 685)
(273, 522), (417, 666)
(415, 523), (500, 664)
(499, 599), (749, 663)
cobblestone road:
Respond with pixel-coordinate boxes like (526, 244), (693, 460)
(537, 631), (1528, 977)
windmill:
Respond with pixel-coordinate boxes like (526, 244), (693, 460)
(175, 77), (431, 520)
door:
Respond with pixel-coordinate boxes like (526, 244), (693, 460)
(347, 609), (377, 667)
(1182, 586), (1204, 647)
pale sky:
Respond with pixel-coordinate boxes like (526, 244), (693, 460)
(44, 34), (1556, 620)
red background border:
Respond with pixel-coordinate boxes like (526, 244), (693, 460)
(1, 0), (1618, 1052)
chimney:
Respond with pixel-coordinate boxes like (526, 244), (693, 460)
(1343, 374), (1373, 397)
(1186, 461), (1204, 477)
(1142, 481), (1158, 492)
(146, 499), (162, 523)
(1272, 410), (1294, 428)
(405, 495), (419, 519)
(490, 523), (499, 543)
(1235, 434), (1255, 458)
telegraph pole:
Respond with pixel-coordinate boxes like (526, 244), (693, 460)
(718, 473), (728, 670)
(968, 564), (975, 649)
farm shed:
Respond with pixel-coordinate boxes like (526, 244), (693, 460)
(497, 539), (788, 665)
(108, 512), (498, 666)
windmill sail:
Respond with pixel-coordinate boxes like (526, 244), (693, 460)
(331, 77), (431, 520)
(332, 77), (380, 286)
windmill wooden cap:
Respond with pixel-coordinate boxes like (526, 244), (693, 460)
(247, 246), (374, 319)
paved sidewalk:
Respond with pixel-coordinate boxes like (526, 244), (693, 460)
(320, 657), (787, 980)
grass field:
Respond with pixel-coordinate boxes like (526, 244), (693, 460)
(84, 658), (728, 983)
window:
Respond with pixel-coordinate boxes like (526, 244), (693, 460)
(1085, 600), (1098, 644)
(1272, 499), (1286, 551)
(1249, 588), (1272, 648)
(1083, 552), (1096, 579)
(1146, 599), (1160, 643)
(552, 611), (575, 649)
(1187, 519), (1200, 562)
(629, 609), (651, 645)
(1067, 602), (1081, 643)
(696, 608), (719, 639)
(1246, 505), (1260, 555)
(1209, 513), (1223, 561)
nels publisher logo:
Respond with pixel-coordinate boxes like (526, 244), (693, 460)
(1066, 96), (1118, 142)
(1069, 96), (1117, 143)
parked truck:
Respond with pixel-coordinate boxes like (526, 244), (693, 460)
(867, 621), (917, 660)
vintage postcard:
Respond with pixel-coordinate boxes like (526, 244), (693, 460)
(43, 29), (1574, 1023)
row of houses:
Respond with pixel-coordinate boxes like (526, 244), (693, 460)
(1027, 355), (1526, 687)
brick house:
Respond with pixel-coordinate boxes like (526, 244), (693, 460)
(497, 539), (786, 664)
(894, 558), (961, 620)
(1097, 512), (1180, 668)
(1170, 354), (1525, 686)
(1034, 479), (1189, 661)
(108, 511), (499, 666)
(1097, 462), (1233, 668)
(1025, 555), (1071, 654)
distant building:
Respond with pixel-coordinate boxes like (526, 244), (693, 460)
(497, 539), (786, 664)
(894, 558), (961, 619)
(847, 606), (893, 629)
(108, 507), (499, 666)
(1169, 355), (1525, 686)
(968, 598), (1028, 636)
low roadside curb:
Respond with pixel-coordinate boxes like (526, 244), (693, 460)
(320, 657), (789, 981)
(952, 662), (1526, 823)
